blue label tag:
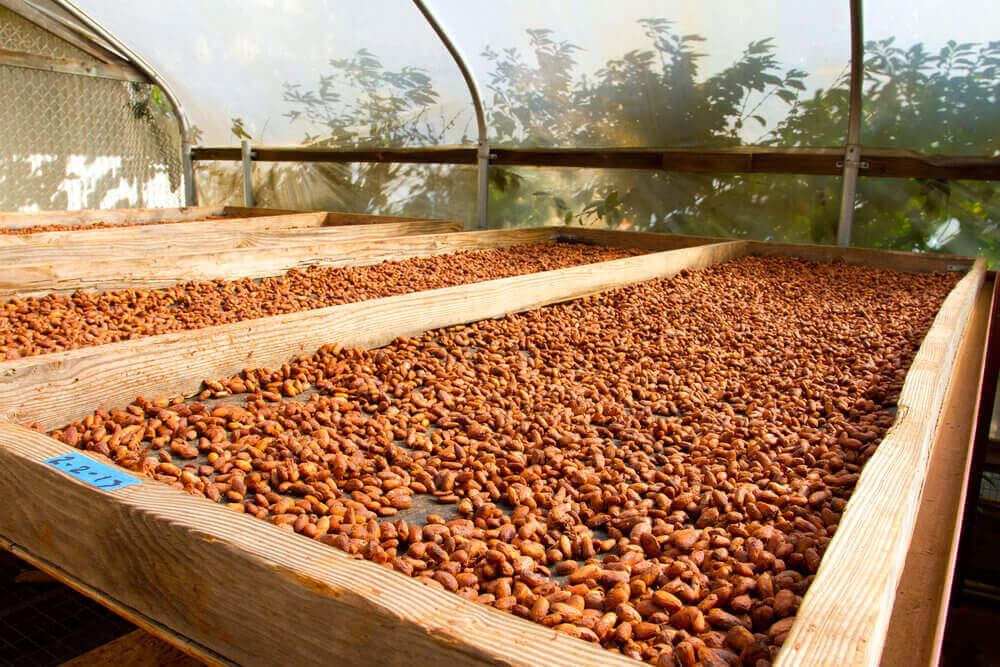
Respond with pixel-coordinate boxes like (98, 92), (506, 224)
(44, 452), (141, 491)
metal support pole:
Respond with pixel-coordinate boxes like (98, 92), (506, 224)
(182, 138), (195, 206)
(412, 0), (489, 230)
(56, 1), (198, 206)
(836, 0), (864, 246)
(241, 139), (254, 207)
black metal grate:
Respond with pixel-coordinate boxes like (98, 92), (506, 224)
(0, 553), (133, 666)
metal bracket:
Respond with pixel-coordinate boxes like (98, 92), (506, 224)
(837, 159), (870, 169)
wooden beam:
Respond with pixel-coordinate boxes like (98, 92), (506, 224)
(0, 46), (148, 82)
(189, 145), (1000, 181)
(0, 217), (465, 265)
(775, 257), (987, 666)
(191, 145), (479, 165)
(0, 227), (548, 298)
(744, 239), (976, 273)
(879, 276), (993, 666)
(0, 238), (746, 427)
(0, 206), (230, 230)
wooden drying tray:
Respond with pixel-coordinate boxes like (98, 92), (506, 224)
(0, 226), (716, 299)
(0, 229), (725, 426)
(0, 236), (988, 666)
(0, 217), (466, 282)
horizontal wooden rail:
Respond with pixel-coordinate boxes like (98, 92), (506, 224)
(0, 217), (463, 264)
(190, 145), (1000, 181)
(0, 205), (310, 231)
(0, 47), (148, 82)
(0, 226), (713, 299)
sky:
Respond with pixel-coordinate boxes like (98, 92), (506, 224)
(75, 0), (997, 146)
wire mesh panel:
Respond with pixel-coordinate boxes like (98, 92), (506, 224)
(0, 553), (134, 667)
(0, 7), (182, 212)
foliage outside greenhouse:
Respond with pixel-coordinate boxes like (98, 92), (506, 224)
(125, 20), (1000, 262)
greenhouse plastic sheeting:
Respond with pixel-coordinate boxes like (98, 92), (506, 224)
(75, 0), (471, 147)
(197, 159), (477, 223)
(486, 166), (842, 244)
(853, 179), (1000, 264)
(862, 0), (1000, 157)
(434, 0), (850, 149)
(77, 0), (851, 150)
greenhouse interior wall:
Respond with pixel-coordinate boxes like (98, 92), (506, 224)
(1, 0), (995, 261)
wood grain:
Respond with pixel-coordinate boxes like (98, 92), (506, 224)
(0, 47), (148, 82)
(0, 211), (325, 246)
(0, 218), (464, 265)
(0, 228), (547, 298)
(0, 226), (710, 299)
(775, 258), (987, 666)
(0, 206), (232, 229)
(0, 208), (458, 245)
(746, 239), (975, 273)
(0, 240), (747, 428)
(878, 277), (993, 666)
(0, 425), (637, 666)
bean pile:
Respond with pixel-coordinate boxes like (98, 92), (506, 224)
(0, 215), (230, 235)
(44, 256), (959, 665)
(0, 242), (645, 360)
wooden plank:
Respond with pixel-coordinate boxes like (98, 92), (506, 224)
(0, 227), (550, 298)
(190, 145), (1000, 181)
(0, 426), (636, 667)
(61, 630), (205, 667)
(0, 218), (465, 265)
(0, 206), (230, 230)
(0, 46), (147, 82)
(0, 225), (707, 299)
(879, 277), (993, 666)
(0, 211), (328, 246)
(775, 258), (987, 666)
(0, 241), (747, 428)
(746, 239), (974, 273)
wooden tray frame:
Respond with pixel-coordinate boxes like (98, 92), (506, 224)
(0, 228), (724, 426)
(0, 233), (988, 666)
